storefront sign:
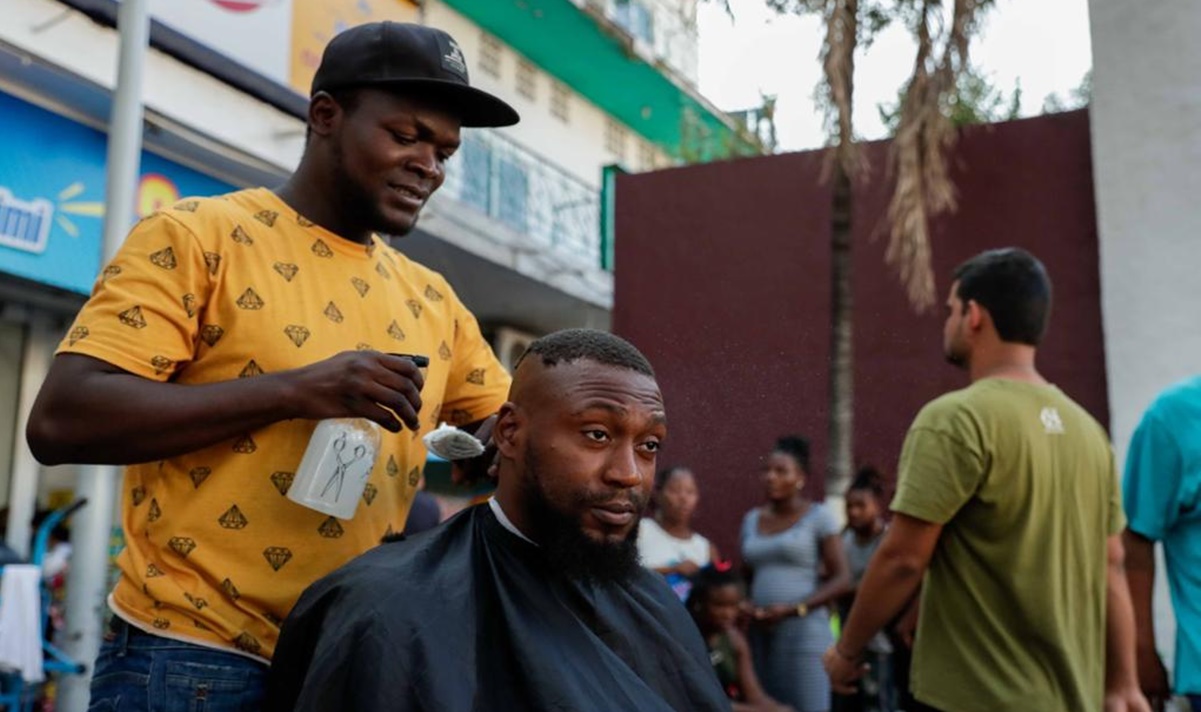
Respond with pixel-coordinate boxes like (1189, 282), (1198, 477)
(0, 92), (233, 295)
(140, 0), (420, 95)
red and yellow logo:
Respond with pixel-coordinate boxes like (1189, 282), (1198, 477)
(208, 0), (274, 12)
(137, 174), (180, 218)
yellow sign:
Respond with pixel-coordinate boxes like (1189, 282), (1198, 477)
(290, 0), (421, 94)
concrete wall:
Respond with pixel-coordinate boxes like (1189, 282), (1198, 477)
(613, 110), (1106, 557)
(1088, 0), (1201, 469)
(1088, 0), (1201, 680)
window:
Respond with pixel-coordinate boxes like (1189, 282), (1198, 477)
(497, 158), (529, 232)
(516, 60), (537, 101)
(458, 135), (492, 213)
(613, 0), (654, 45)
(605, 118), (627, 162)
(550, 82), (570, 122)
(479, 33), (502, 78)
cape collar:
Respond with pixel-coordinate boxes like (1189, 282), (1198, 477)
(488, 497), (537, 546)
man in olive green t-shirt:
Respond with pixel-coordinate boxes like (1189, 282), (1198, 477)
(824, 249), (1149, 712)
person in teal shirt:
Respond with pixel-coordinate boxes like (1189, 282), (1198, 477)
(1123, 375), (1201, 712)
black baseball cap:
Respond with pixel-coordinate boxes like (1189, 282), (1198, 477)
(311, 22), (520, 128)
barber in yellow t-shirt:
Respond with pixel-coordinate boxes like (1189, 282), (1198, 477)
(26, 22), (520, 712)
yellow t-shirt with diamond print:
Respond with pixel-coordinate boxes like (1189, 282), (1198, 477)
(58, 188), (511, 661)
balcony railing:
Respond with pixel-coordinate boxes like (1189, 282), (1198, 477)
(590, 0), (700, 86)
(440, 129), (603, 269)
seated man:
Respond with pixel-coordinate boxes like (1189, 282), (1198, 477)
(266, 329), (730, 712)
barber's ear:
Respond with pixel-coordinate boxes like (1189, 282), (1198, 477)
(493, 403), (522, 459)
(308, 92), (340, 138)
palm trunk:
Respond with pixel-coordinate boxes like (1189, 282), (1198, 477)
(827, 161), (854, 495)
(825, 0), (857, 497)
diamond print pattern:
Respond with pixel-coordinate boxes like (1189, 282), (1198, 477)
(273, 262), (298, 281)
(284, 325), (311, 348)
(263, 547), (292, 571)
(189, 467), (211, 488)
(118, 306), (147, 329)
(270, 471), (294, 495)
(150, 247), (177, 270)
(199, 325), (225, 347)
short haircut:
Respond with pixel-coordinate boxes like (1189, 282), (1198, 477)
(952, 248), (1053, 346)
(516, 329), (655, 378)
(847, 464), (885, 499)
(773, 435), (810, 473)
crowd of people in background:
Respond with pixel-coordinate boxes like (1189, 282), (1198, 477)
(642, 449), (897, 712)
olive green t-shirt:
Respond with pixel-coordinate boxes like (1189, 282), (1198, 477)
(892, 378), (1124, 712)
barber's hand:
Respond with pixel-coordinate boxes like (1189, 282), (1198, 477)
(451, 414), (498, 486)
(282, 351), (425, 432)
(822, 644), (868, 695)
(1135, 647), (1170, 712)
(674, 560), (702, 578)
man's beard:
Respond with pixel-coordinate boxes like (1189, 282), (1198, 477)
(519, 449), (645, 585)
(944, 329), (969, 369)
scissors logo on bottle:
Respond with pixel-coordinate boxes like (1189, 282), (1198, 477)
(321, 431), (369, 502)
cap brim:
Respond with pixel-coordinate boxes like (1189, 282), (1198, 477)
(370, 78), (520, 128)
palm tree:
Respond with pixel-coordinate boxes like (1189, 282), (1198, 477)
(719, 0), (995, 492)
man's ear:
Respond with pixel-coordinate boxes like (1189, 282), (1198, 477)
(966, 299), (986, 331)
(493, 402), (522, 460)
(308, 92), (340, 139)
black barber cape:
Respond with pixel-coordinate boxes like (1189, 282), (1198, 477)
(265, 504), (732, 712)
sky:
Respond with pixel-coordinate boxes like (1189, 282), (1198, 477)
(697, 0), (1094, 151)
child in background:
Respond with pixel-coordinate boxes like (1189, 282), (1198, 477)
(639, 466), (718, 601)
(687, 563), (795, 712)
(834, 466), (897, 712)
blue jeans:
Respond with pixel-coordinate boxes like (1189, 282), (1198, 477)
(87, 617), (267, 712)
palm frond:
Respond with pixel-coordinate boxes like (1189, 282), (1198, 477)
(884, 0), (991, 311)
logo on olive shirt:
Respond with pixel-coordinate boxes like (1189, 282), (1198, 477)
(1040, 407), (1065, 435)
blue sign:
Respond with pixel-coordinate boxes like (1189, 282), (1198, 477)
(0, 92), (234, 295)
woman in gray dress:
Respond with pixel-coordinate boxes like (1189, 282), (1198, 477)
(742, 435), (852, 712)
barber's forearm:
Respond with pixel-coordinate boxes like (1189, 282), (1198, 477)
(30, 368), (298, 464)
(839, 554), (925, 656)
